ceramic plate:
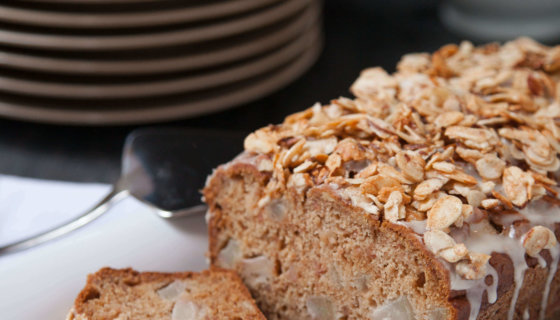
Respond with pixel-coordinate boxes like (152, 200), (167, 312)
(0, 0), (309, 50)
(0, 24), (318, 99)
(0, 0), (279, 29)
(0, 34), (322, 125)
(0, 6), (317, 75)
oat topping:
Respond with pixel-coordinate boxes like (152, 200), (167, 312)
(243, 38), (560, 280)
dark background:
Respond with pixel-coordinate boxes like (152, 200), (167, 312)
(0, 0), (465, 183)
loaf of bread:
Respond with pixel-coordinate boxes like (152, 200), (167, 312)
(203, 38), (560, 319)
(66, 267), (265, 320)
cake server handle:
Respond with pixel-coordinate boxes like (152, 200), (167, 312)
(0, 186), (129, 256)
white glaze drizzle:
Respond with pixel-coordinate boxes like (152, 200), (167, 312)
(461, 232), (528, 320)
(508, 251), (528, 320)
(395, 198), (560, 320)
(536, 254), (547, 268)
(539, 245), (559, 320)
(519, 200), (560, 227)
(448, 263), (498, 320)
(447, 265), (498, 320)
(447, 199), (560, 320)
(519, 201), (560, 320)
(485, 266), (499, 304)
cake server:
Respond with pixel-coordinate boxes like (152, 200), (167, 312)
(0, 128), (245, 255)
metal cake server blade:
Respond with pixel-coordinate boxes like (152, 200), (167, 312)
(0, 128), (245, 255)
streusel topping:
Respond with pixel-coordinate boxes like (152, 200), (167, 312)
(243, 38), (560, 294)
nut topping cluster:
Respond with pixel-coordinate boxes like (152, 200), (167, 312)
(245, 38), (560, 280)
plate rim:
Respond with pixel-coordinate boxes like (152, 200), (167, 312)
(0, 2), (318, 75)
(0, 0), (309, 51)
(0, 36), (323, 125)
(0, 23), (320, 99)
(18, 0), (174, 4)
(0, 0), (280, 29)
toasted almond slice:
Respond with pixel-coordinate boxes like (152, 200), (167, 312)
(475, 153), (506, 180)
(412, 192), (445, 212)
(384, 191), (405, 223)
(456, 147), (484, 163)
(304, 137), (338, 157)
(424, 230), (456, 253)
(378, 163), (415, 184)
(455, 252), (490, 280)
(441, 170), (478, 185)
(522, 226), (557, 257)
(435, 111), (464, 128)
(433, 161), (456, 173)
(481, 199), (500, 209)
(414, 178), (446, 200)
(427, 195), (463, 230)
(361, 174), (402, 196)
(466, 190), (486, 207)
(503, 166), (534, 206)
(479, 181), (496, 194)
(439, 243), (469, 263)
(395, 150), (425, 182)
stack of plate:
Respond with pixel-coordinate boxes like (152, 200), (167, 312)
(0, 0), (322, 125)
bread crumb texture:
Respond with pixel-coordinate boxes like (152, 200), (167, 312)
(66, 267), (265, 320)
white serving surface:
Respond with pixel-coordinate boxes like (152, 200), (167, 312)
(0, 175), (208, 320)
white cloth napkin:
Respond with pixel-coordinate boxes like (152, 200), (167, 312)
(0, 175), (111, 247)
(0, 175), (209, 320)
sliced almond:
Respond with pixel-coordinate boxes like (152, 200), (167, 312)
(305, 137), (338, 157)
(481, 199), (500, 209)
(396, 150), (425, 182)
(522, 226), (557, 257)
(456, 252), (490, 280)
(414, 178), (446, 200)
(479, 181), (496, 194)
(384, 190), (405, 223)
(361, 174), (402, 196)
(466, 190), (486, 207)
(503, 166), (534, 206)
(439, 243), (469, 263)
(412, 192), (445, 212)
(427, 195), (463, 230)
(424, 230), (468, 263)
(434, 111), (464, 128)
(445, 126), (498, 151)
(424, 230), (456, 253)
(475, 153), (506, 180)
(244, 129), (277, 154)
(433, 161), (456, 173)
